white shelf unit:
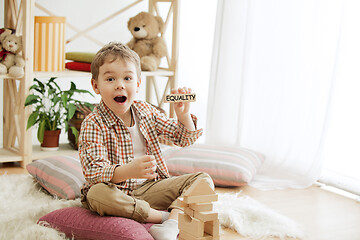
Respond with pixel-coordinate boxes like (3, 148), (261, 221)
(1, 0), (179, 167)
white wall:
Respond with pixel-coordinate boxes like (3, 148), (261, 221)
(0, 0), (217, 146)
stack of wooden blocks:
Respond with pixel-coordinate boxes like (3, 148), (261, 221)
(177, 179), (220, 240)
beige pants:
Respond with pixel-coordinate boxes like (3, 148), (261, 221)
(82, 172), (214, 222)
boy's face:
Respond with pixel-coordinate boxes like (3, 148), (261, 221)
(91, 57), (141, 119)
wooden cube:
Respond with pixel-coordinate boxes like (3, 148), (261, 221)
(179, 231), (213, 240)
(204, 219), (220, 237)
(183, 194), (218, 204)
(184, 207), (195, 217)
(189, 202), (213, 212)
(178, 213), (204, 237)
(194, 211), (218, 222)
(175, 197), (188, 208)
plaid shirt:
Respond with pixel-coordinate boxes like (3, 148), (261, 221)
(79, 100), (203, 196)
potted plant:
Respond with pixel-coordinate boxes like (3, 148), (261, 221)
(25, 77), (94, 151)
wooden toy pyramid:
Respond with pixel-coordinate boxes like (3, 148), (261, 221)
(177, 179), (220, 240)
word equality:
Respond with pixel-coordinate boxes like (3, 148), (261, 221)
(164, 93), (197, 103)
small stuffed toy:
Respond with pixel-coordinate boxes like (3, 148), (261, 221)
(0, 29), (12, 63)
(0, 30), (25, 78)
(127, 11), (167, 71)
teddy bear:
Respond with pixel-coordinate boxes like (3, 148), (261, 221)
(0, 29), (12, 58)
(127, 11), (167, 71)
(0, 30), (25, 78)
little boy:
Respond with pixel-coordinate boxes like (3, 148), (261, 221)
(79, 42), (214, 240)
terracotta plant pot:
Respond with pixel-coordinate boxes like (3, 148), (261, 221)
(41, 129), (61, 151)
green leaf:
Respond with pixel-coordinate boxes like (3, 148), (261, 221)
(50, 78), (62, 91)
(29, 85), (42, 94)
(48, 88), (56, 95)
(33, 78), (45, 93)
(53, 96), (61, 105)
(24, 94), (40, 106)
(74, 89), (94, 96)
(70, 126), (79, 144)
(61, 93), (68, 107)
(67, 103), (76, 120)
(65, 121), (69, 132)
(26, 112), (39, 129)
(51, 114), (60, 130)
(48, 77), (56, 84)
(37, 120), (46, 143)
(70, 81), (76, 91)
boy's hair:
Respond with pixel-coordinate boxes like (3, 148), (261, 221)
(91, 42), (141, 80)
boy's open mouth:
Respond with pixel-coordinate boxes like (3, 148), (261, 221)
(114, 96), (127, 103)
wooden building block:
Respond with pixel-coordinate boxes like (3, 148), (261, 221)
(184, 207), (195, 217)
(183, 194), (218, 204)
(178, 213), (204, 237)
(204, 219), (220, 237)
(189, 202), (213, 212)
(164, 93), (196, 103)
(179, 231), (213, 240)
(194, 211), (218, 222)
(175, 197), (188, 208)
(184, 179), (215, 197)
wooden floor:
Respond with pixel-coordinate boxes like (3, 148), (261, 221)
(218, 186), (360, 240)
(1, 162), (360, 240)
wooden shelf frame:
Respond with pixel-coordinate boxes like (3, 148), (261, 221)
(2, 0), (34, 167)
(1, 0), (179, 167)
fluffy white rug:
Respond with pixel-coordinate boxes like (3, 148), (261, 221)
(0, 174), (304, 240)
(0, 174), (80, 240)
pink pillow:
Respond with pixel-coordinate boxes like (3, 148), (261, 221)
(163, 144), (265, 187)
(26, 154), (85, 200)
(38, 207), (154, 240)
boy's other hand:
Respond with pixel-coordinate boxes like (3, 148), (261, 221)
(128, 155), (158, 179)
(172, 87), (196, 131)
(172, 87), (192, 118)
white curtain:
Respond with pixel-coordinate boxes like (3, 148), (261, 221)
(206, 0), (344, 190)
(319, 0), (360, 196)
